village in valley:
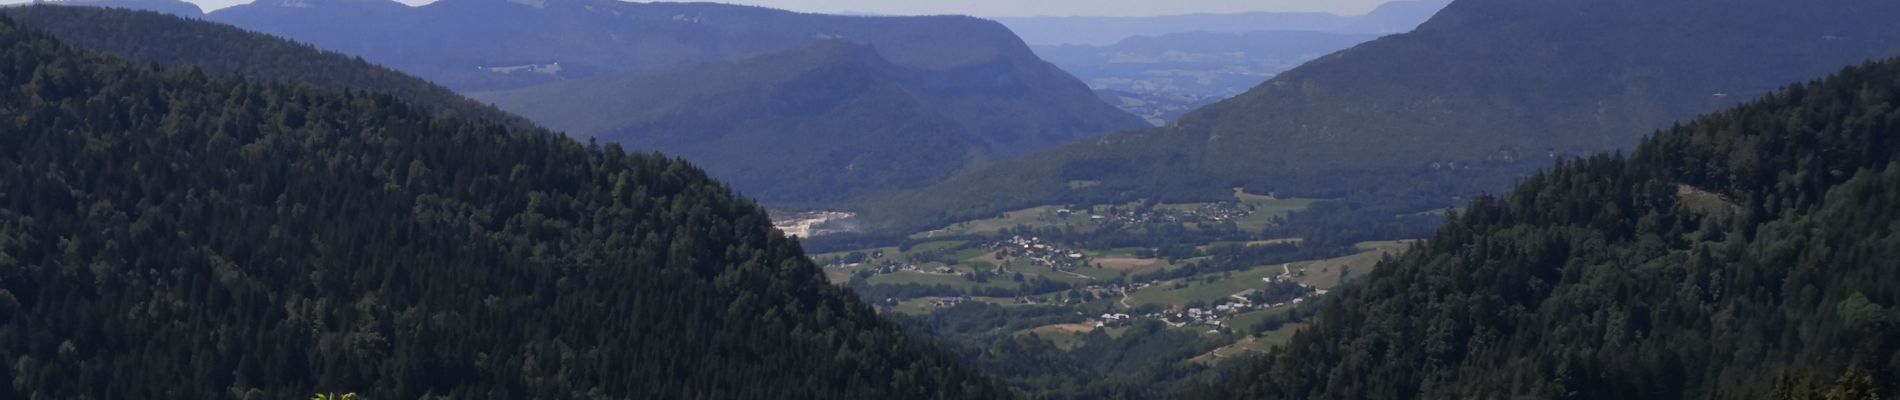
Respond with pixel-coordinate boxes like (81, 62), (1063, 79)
(825, 235), (1091, 280)
(1041, 200), (1258, 228)
(800, 192), (1413, 362)
(918, 261), (1330, 334)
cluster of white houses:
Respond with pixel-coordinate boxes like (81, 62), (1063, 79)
(1056, 201), (1255, 226)
(1066, 290), (1283, 331)
(927, 297), (967, 308)
(1076, 265), (1334, 331)
(986, 236), (1091, 270)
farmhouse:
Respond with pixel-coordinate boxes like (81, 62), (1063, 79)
(1230, 289), (1258, 303)
(1096, 313), (1133, 328)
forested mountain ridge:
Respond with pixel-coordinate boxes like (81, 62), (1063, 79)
(194, 0), (1147, 203)
(476, 40), (1145, 202)
(1202, 57), (1900, 399)
(854, 0), (1900, 233)
(0, 15), (1012, 399)
(4, 5), (535, 130)
(205, 0), (1105, 93)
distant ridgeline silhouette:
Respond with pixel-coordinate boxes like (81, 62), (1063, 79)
(853, 0), (1900, 234)
(191, 0), (1150, 203)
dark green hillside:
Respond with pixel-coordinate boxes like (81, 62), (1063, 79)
(4, 5), (534, 129)
(856, 0), (1900, 232)
(1204, 58), (1900, 399)
(477, 40), (1142, 202)
(0, 17), (1009, 399)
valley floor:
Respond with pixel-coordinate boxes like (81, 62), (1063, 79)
(804, 193), (1418, 394)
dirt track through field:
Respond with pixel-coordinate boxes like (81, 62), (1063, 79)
(1097, 257), (1158, 270)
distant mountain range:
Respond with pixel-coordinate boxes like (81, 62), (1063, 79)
(474, 40), (1145, 201)
(1004, 1), (1447, 125)
(46, 0), (1148, 203)
(856, 0), (1900, 233)
(993, 0), (1451, 46)
(1035, 30), (1383, 125)
(204, 0), (1070, 92)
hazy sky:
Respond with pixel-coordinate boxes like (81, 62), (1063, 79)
(22, 0), (1391, 16)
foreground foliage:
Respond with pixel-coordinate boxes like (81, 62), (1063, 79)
(1205, 58), (1900, 399)
(0, 17), (1010, 399)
